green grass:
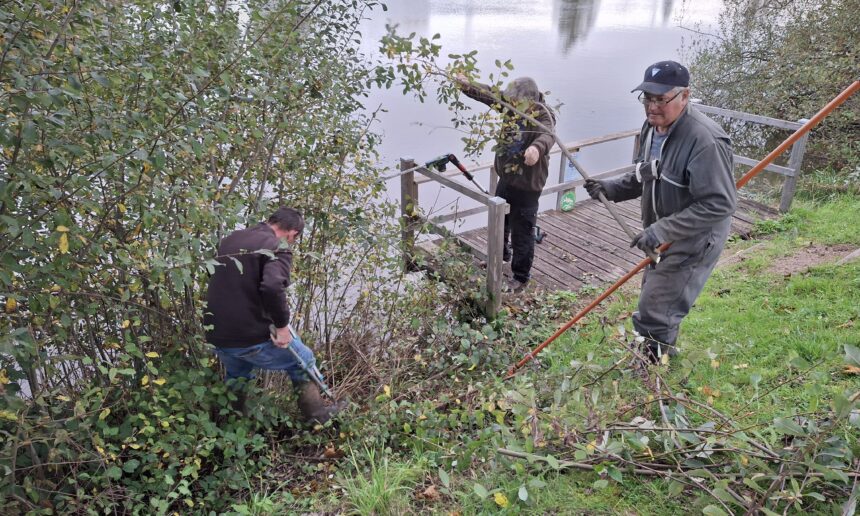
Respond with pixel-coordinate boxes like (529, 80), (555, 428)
(330, 195), (860, 515)
(337, 447), (424, 515)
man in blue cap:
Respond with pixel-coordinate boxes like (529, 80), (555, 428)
(584, 60), (737, 363)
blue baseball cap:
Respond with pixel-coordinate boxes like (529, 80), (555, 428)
(632, 60), (690, 95)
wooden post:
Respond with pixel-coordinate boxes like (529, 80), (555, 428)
(485, 196), (507, 317)
(400, 157), (419, 271)
(779, 118), (810, 213)
(489, 165), (498, 195)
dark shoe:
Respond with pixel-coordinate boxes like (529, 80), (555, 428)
(643, 339), (676, 365)
(502, 278), (528, 293)
(296, 383), (347, 425)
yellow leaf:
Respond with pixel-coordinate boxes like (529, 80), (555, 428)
(493, 492), (509, 508)
(59, 233), (69, 254)
(4, 298), (16, 313)
(117, 203), (127, 214)
(701, 386), (721, 398)
(129, 443), (141, 450)
(141, 375), (150, 386)
(153, 378), (166, 386)
(184, 500), (194, 508)
(0, 410), (16, 421)
(145, 352), (159, 358)
(121, 320), (130, 329)
(710, 359), (720, 369)
(383, 385), (391, 397)
(56, 225), (70, 232)
(99, 408), (110, 420)
(161, 421), (169, 428)
(740, 455), (749, 466)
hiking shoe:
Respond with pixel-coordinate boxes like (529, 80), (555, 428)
(502, 278), (528, 293)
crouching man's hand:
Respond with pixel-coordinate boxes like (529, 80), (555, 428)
(272, 326), (294, 348)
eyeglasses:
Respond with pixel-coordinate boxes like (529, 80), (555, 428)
(638, 89), (684, 107)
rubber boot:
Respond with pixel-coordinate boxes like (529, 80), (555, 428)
(296, 382), (346, 425)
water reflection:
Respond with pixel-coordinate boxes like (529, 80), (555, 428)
(554, 0), (600, 54)
(360, 0), (723, 229)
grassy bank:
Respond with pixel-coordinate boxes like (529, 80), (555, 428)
(322, 194), (860, 515)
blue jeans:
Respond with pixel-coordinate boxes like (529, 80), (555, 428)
(212, 334), (318, 387)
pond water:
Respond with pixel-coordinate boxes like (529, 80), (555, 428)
(360, 0), (723, 230)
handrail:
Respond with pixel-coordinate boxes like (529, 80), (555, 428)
(414, 130), (640, 185)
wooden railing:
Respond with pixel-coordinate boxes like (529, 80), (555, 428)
(400, 104), (809, 316)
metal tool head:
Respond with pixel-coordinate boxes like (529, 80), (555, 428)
(425, 154), (452, 172)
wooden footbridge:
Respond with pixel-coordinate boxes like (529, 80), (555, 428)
(399, 103), (809, 315)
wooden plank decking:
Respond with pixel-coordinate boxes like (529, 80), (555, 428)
(456, 198), (780, 292)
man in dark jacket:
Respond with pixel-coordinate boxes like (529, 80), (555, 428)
(456, 74), (556, 292)
(204, 207), (343, 423)
(585, 61), (737, 363)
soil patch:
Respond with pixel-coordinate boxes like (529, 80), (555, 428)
(767, 244), (856, 276)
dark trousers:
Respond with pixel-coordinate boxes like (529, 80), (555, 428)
(632, 231), (725, 355)
(497, 184), (539, 283)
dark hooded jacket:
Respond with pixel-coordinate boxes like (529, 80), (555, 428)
(460, 77), (556, 195)
(204, 223), (292, 348)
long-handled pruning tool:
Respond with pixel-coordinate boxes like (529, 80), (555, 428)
(269, 324), (336, 400)
(425, 153), (489, 195)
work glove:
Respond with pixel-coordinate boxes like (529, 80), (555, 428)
(523, 145), (540, 166)
(584, 178), (609, 200)
(635, 159), (660, 183)
(630, 227), (661, 253)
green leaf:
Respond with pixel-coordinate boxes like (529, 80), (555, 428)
(773, 417), (805, 436)
(702, 505), (728, 516)
(229, 257), (243, 274)
(438, 467), (450, 488)
(592, 479), (608, 489)
(122, 459), (140, 473)
(545, 454), (560, 470)
(850, 410), (860, 429)
(518, 485), (528, 501)
(473, 483), (489, 499)
(106, 465), (122, 480)
(844, 344), (860, 366)
(667, 480), (685, 497)
(528, 478), (546, 489)
(833, 393), (853, 419)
